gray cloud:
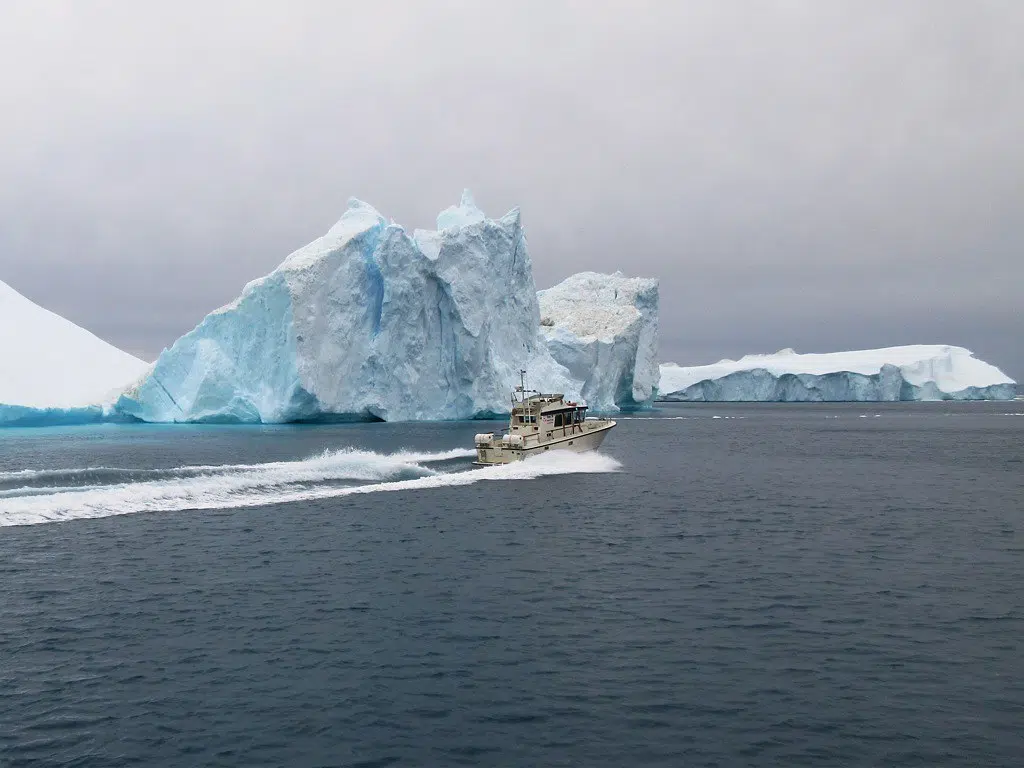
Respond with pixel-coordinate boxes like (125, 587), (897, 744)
(1, 1), (1021, 379)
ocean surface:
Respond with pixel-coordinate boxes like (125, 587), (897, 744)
(1, 402), (1022, 767)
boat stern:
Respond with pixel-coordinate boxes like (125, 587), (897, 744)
(473, 432), (524, 465)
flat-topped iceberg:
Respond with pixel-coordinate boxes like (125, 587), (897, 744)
(659, 345), (1016, 402)
(118, 192), (581, 423)
(538, 271), (659, 411)
(0, 279), (149, 426)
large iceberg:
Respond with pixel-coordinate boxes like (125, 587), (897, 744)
(118, 192), (580, 423)
(0, 279), (149, 426)
(538, 271), (659, 411)
(658, 345), (1017, 402)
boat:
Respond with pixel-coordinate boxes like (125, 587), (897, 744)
(473, 371), (615, 465)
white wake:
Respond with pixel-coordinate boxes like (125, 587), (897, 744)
(0, 447), (620, 527)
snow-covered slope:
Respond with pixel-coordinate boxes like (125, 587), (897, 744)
(118, 192), (578, 423)
(0, 279), (149, 425)
(659, 345), (1016, 401)
(538, 272), (659, 411)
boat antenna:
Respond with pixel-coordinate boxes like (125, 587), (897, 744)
(519, 369), (528, 422)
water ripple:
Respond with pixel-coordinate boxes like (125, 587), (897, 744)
(0, 406), (1022, 766)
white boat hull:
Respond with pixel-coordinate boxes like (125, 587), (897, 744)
(473, 421), (615, 465)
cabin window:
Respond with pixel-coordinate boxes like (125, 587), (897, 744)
(554, 414), (563, 427)
(517, 415), (524, 423)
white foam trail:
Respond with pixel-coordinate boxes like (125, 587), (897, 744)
(0, 448), (476, 484)
(0, 484), (107, 499)
(0, 448), (619, 527)
(384, 448), (477, 463)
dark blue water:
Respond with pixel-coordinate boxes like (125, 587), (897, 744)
(1, 402), (1022, 766)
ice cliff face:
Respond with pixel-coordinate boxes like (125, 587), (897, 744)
(118, 192), (578, 423)
(0, 279), (149, 426)
(538, 272), (659, 411)
(659, 346), (1016, 402)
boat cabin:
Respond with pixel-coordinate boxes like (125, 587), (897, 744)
(509, 393), (588, 436)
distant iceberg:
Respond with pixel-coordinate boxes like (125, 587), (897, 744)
(118, 191), (577, 423)
(0, 279), (149, 426)
(0, 193), (661, 427)
(658, 346), (1016, 402)
(117, 192), (661, 424)
(538, 271), (659, 411)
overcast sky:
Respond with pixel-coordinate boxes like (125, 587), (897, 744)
(1, 1), (1021, 380)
